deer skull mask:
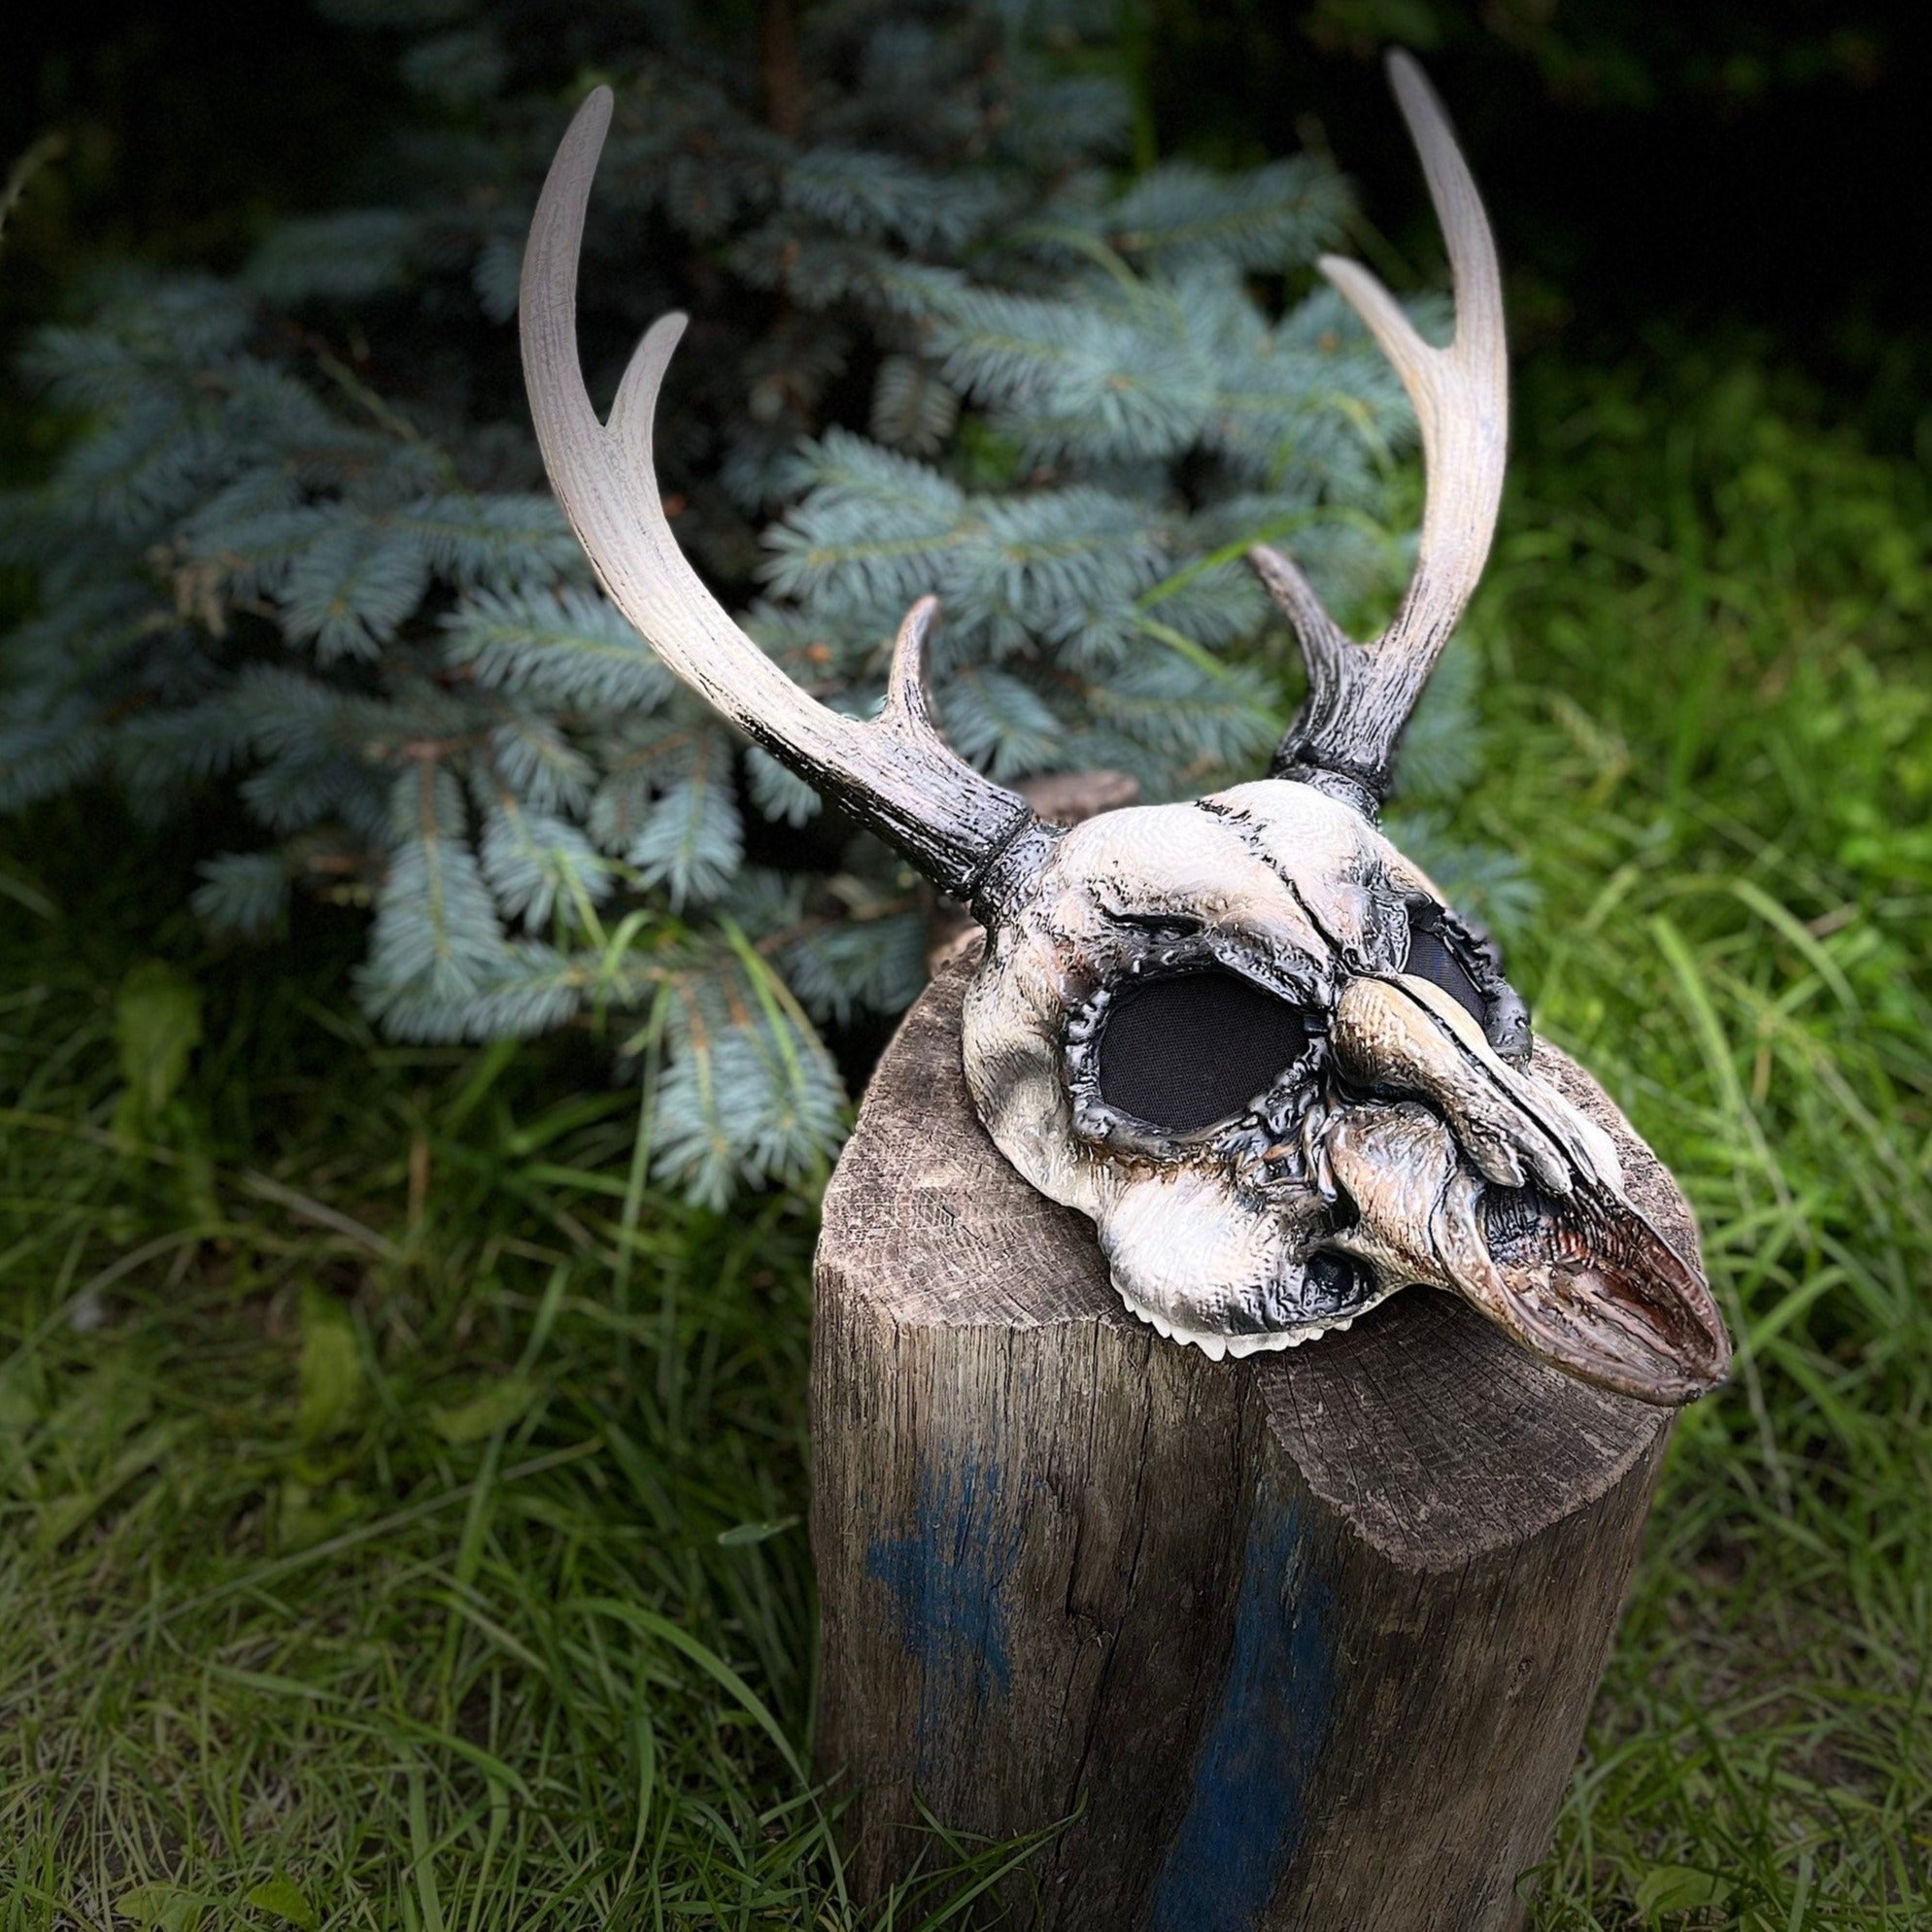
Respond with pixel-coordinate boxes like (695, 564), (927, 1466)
(522, 57), (1731, 1406)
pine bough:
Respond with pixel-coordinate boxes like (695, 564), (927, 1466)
(0, 0), (1526, 1202)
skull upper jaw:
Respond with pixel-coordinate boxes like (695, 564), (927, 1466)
(1087, 1165), (1405, 1361)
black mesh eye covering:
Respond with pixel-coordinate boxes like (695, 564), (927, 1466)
(1402, 911), (1487, 1025)
(1095, 967), (1315, 1134)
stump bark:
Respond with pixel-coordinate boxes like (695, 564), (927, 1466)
(812, 957), (1688, 1932)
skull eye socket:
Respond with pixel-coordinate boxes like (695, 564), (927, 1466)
(1095, 966), (1316, 1135)
(1402, 908), (1486, 1026)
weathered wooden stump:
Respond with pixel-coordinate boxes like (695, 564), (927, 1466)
(812, 957), (1688, 1931)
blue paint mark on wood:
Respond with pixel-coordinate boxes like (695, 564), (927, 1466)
(867, 1452), (1023, 1772)
(1148, 1498), (1334, 1932)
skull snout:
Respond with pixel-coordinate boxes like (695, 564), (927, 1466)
(1325, 974), (1731, 1405)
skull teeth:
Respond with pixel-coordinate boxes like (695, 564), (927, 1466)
(1121, 1293), (1350, 1361)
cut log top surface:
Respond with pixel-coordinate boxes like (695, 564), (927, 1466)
(819, 956), (1691, 1573)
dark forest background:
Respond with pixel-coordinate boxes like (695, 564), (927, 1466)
(8, 0), (1930, 423)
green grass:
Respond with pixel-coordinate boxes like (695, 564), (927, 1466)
(1468, 353), (1932, 1927)
(2, 349), (1929, 1928)
(0, 870), (1013, 1922)
(0, 936), (840, 1923)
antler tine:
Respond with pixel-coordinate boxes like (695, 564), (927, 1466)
(521, 89), (1048, 911)
(1249, 51), (1508, 818)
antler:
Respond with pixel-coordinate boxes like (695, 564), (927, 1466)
(521, 89), (1050, 912)
(1249, 51), (1508, 819)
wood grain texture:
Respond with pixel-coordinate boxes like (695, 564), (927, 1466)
(813, 958), (1687, 1930)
